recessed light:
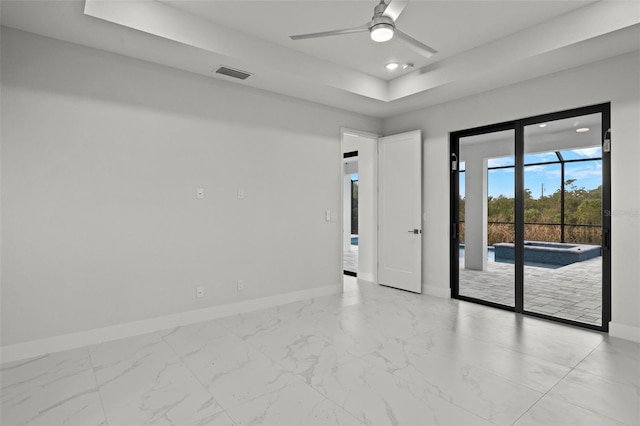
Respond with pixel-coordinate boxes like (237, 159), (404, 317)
(402, 63), (414, 71)
(576, 128), (590, 133)
(386, 62), (399, 70)
(539, 123), (547, 128)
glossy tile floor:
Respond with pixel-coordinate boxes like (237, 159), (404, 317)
(2, 276), (639, 425)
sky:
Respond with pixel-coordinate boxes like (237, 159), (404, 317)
(460, 148), (602, 199)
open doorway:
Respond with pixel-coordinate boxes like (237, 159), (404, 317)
(341, 128), (423, 293)
(343, 152), (359, 276)
(341, 129), (378, 288)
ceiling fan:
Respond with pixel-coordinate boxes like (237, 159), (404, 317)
(289, 0), (437, 59)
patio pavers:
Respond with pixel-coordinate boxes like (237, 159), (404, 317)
(459, 257), (602, 326)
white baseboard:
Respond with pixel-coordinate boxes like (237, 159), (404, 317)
(609, 322), (640, 343)
(1, 284), (340, 364)
(423, 283), (451, 298)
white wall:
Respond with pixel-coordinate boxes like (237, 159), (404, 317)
(0, 28), (381, 347)
(383, 51), (640, 339)
(342, 132), (378, 283)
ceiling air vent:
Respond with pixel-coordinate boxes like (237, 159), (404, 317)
(215, 66), (252, 80)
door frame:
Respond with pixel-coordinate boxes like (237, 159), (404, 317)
(450, 120), (515, 310)
(450, 103), (611, 332)
(341, 128), (380, 283)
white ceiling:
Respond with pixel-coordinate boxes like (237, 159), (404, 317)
(2, 0), (639, 118)
(164, 0), (597, 80)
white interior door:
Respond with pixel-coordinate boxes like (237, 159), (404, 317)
(378, 130), (422, 293)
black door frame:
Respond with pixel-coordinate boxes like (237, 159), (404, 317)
(450, 103), (611, 332)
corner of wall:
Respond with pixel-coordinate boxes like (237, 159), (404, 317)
(422, 283), (451, 298)
(609, 322), (640, 343)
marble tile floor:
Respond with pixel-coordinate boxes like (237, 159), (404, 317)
(2, 276), (639, 426)
(459, 257), (603, 326)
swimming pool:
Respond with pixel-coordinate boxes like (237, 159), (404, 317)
(493, 241), (601, 266)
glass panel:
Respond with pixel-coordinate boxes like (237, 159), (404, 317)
(564, 160), (602, 244)
(560, 146), (602, 161)
(524, 152), (559, 165)
(488, 156), (514, 168)
(524, 161), (562, 243)
(459, 130), (515, 307)
(523, 113), (603, 327)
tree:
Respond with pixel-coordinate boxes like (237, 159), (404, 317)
(483, 178), (602, 245)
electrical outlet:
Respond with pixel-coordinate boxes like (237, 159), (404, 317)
(237, 188), (245, 200)
(237, 280), (245, 291)
(196, 287), (204, 298)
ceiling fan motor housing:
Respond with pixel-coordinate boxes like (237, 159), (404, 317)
(374, 0), (390, 18)
(370, 15), (395, 29)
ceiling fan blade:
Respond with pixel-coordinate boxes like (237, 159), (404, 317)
(394, 29), (438, 58)
(290, 23), (370, 40)
(381, 0), (408, 22)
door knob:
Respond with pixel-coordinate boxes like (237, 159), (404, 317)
(408, 229), (421, 234)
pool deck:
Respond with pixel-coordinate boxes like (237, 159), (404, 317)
(459, 256), (602, 326)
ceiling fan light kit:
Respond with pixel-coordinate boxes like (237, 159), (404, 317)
(370, 24), (394, 42)
(289, 0), (438, 59)
(370, 16), (395, 42)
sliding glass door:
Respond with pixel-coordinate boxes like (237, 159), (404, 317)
(456, 128), (516, 308)
(522, 112), (607, 328)
(451, 104), (611, 331)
